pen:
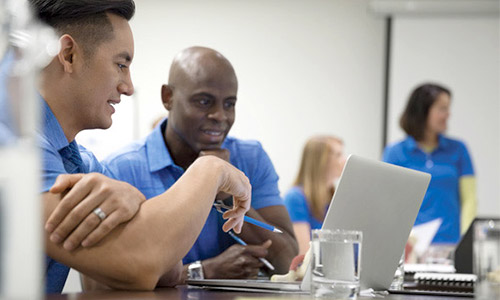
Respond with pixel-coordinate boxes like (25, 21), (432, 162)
(227, 230), (275, 271)
(243, 216), (283, 233)
(213, 201), (283, 234)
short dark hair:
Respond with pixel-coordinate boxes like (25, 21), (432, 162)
(29, 0), (135, 57)
(399, 83), (451, 141)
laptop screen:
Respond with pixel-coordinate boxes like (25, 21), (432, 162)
(302, 155), (430, 290)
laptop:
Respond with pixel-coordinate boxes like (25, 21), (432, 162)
(188, 154), (431, 293)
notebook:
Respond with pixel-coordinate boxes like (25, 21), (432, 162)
(390, 273), (476, 297)
(187, 154), (431, 293)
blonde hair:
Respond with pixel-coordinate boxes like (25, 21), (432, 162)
(293, 135), (343, 221)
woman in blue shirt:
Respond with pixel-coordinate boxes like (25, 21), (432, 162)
(383, 83), (477, 244)
(284, 135), (345, 255)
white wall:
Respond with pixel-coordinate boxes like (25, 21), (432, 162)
(75, 0), (500, 223)
(78, 0), (386, 194)
(387, 16), (500, 217)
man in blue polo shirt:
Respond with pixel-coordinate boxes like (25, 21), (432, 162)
(102, 46), (298, 281)
(32, 0), (252, 293)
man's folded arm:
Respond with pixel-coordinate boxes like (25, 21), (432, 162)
(44, 156), (251, 290)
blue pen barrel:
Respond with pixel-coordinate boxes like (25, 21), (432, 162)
(213, 203), (280, 233)
(243, 216), (274, 232)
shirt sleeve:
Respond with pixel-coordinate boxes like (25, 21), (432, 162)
(78, 145), (106, 174)
(460, 175), (477, 234)
(284, 188), (310, 223)
(382, 144), (400, 165)
(39, 139), (66, 193)
(458, 141), (474, 176)
(99, 153), (124, 180)
(248, 143), (284, 209)
(39, 143), (106, 193)
(100, 152), (144, 185)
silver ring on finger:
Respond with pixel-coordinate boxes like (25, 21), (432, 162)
(93, 207), (107, 221)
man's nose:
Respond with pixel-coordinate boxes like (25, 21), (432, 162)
(118, 75), (134, 96)
(208, 104), (228, 122)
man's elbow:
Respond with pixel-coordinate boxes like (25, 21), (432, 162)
(106, 272), (159, 291)
(102, 255), (164, 291)
(121, 273), (159, 291)
(115, 260), (182, 290)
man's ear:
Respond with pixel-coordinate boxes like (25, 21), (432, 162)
(57, 34), (78, 73)
(161, 84), (174, 111)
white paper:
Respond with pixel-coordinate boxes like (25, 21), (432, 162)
(410, 218), (443, 256)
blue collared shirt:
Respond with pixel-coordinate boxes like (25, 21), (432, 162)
(38, 99), (106, 293)
(284, 186), (323, 230)
(382, 135), (474, 244)
(102, 119), (284, 264)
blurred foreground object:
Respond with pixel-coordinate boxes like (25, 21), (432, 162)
(474, 220), (500, 283)
(0, 0), (57, 298)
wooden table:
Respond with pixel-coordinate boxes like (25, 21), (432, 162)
(45, 283), (500, 300)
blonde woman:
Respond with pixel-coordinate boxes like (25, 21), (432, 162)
(284, 136), (345, 255)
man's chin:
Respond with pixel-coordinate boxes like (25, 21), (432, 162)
(98, 121), (113, 130)
(199, 144), (223, 151)
(85, 121), (112, 131)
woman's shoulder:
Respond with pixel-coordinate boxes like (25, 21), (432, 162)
(385, 137), (412, 150)
(440, 135), (469, 151)
(382, 137), (413, 163)
(284, 186), (306, 201)
(286, 186), (304, 195)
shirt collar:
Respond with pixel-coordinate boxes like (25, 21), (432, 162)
(39, 97), (69, 151)
(146, 118), (175, 172)
(402, 136), (418, 151)
(403, 134), (449, 152)
(145, 118), (233, 172)
(437, 134), (449, 149)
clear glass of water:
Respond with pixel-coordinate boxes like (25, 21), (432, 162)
(474, 220), (500, 283)
(390, 250), (405, 290)
(311, 229), (362, 299)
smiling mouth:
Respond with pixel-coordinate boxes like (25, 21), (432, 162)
(108, 100), (120, 106)
(202, 130), (225, 137)
(107, 100), (121, 114)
